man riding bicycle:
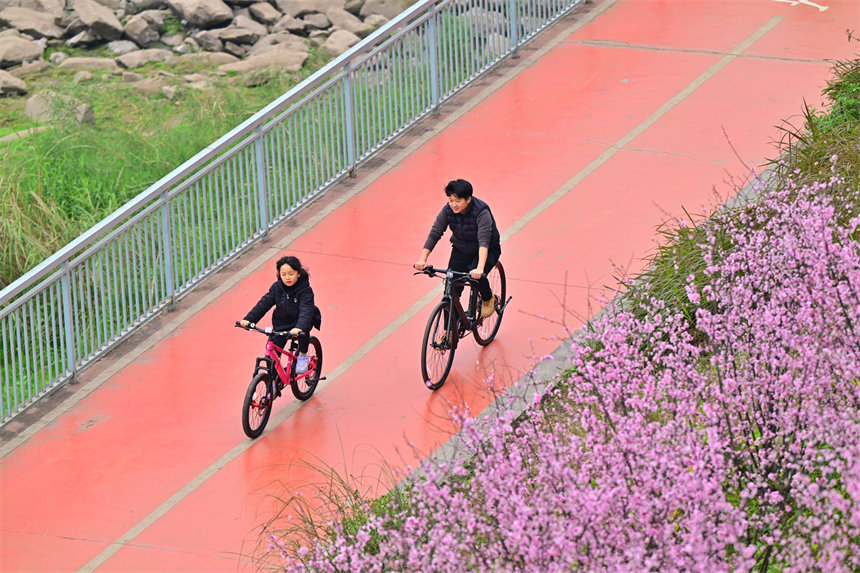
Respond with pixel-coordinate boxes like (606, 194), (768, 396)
(414, 179), (501, 319)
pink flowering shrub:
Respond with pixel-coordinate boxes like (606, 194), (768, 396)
(687, 170), (860, 571)
(280, 170), (860, 572)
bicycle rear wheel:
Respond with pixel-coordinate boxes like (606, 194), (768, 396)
(473, 260), (507, 346)
(242, 372), (272, 439)
(290, 336), (322, 401)
(421, 301), (456, 390)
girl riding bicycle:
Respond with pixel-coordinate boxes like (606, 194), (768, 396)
(240, 255), (321, 373)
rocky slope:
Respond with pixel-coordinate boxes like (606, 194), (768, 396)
(0, 0), (412, 103)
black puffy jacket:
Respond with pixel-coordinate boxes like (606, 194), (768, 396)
(244, 273), (321, 333)
(446, 196), (500, 254)
(423, 196), (501, 255)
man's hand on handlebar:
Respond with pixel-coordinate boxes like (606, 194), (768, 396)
(414, 261), (428, 271)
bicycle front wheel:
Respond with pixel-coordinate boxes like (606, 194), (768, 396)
(242, 372), (272, 439)
(421, 301), (456, 390)
(290, 336), (322, 401)
(473, 260), (507, 346)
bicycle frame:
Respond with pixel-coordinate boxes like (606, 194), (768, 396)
(435, 269), (483, 346)
(242, 324), (318, 387)
(253, 340), (291, 387)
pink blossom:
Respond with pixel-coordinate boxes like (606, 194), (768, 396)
(279, 174), (860, 572)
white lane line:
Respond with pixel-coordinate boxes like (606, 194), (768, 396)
(774, 0), (829, 12)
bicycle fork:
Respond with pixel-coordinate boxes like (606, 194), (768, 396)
(252, 356), (279, 399)
(252, 356), (273, 376)
(442, 301), (468, 350)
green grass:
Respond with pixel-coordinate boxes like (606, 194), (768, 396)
(162, 13), (184, 36)
(0, 46), (333, 289)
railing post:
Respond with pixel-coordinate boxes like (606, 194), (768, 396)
(60, 263), (77, 384)
(508, 0), (520, 58)
(343, 63), (357, 177)
(1, 322), (8, 424)
(427, 6), (440, 115)
(254, 126), (270, 241)
(159, 192), (175, 310)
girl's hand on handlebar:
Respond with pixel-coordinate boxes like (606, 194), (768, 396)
(289, 328), (302, 336)
(239, 319), (250, 327)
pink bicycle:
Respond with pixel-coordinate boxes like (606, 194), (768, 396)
(235, 322), (324, 438)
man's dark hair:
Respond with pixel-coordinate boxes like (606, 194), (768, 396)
(444, 179), (473, 199)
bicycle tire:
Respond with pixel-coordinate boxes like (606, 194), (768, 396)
(290, 336), (322, 401)
(473, 260), (507, 346)
(421, 301), (456, 390)
(242, 372), (273, 439)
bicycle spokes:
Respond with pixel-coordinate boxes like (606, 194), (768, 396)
(242, 373), (273, 438)
(474, 261), (507, 346)
(290, 336), (322, 401)
(421, 301), (456, 390)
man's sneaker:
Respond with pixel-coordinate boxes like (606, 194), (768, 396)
(481, 295), (497, 318)
(296, 354), (310, 374)
(435, 331), (452, 347)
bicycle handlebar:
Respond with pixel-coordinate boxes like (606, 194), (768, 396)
(414, 265), (485, 280)
(234, 321), (304, 337)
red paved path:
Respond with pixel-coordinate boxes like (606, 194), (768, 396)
(2, 0), (858, 570)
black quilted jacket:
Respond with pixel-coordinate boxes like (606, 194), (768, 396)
(244, 273), (321, 333)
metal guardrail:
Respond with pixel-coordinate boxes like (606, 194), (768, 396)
(0, 0), (586, 426)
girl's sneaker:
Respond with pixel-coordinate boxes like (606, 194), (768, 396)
(296, 354), (310, 373)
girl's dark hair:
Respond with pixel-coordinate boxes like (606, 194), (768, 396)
(275, 255), (307, 278)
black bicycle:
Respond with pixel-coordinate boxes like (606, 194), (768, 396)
(415, 262), (510, 390)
